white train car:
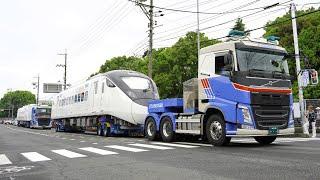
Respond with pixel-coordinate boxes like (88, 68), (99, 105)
(16, 104), (52, 129)
(51, 70), (159, 136)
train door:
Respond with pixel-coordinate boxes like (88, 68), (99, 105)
(93, 80), (100, 112)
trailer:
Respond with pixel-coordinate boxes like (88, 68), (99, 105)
(144, 32), (295, 146)
(51, 70), (159, 136)
(16, 104), (52, 129)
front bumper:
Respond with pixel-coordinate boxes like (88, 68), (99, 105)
(227, 127), (294, 137)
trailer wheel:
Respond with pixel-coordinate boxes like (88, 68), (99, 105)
(97, 126), (103, 136)
(145, 117), (157, 141)
(254, 136), (276, 145)
(160, 117), (174, 142)
(206, 114), (230, 146)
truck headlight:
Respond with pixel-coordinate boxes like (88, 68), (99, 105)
(239, 105), (252, 124)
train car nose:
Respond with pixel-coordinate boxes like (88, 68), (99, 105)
(131, 101), (148, 125)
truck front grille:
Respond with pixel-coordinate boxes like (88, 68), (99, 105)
(252, 106), (289, 130)
(38, 119), (51, 126)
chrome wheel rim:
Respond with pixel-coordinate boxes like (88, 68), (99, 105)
(162, 121), (171, 138)
(210, 121), (222, 140)
(147, 121), (154, 137)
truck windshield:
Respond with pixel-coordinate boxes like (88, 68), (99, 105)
(236, 49), (289, 74)
(36, 108), (51, 114)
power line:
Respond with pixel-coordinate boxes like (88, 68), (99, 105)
(154, 8), (320, 49)
(130, 0), (284, 15)
(154, 0), (264, 40)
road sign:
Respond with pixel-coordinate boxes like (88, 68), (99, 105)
(43, 83), (63, 93)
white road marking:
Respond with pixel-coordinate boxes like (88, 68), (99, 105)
(69, 139), (75, 141)
(92, 143), (98, 145)
(175, 142), (213, 147)
(80, 141), (86, 143)
(21, 152), (51, 162)
(51, 149), (87, 158)
(129, 143), (174, 150)
(78, 147), (118, 155)
(151, 142), (199, 148)
(105, 145), (149, 152)
(61, 138), (66, 140)
(0, 154), (12, 165)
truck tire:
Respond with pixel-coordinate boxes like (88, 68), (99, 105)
(160, 117), (174, 142)
(145, 117), (157, 141)
(254, 136), (276, 145)
(103, 128), (109, 137)
(206, 114), (230, 146)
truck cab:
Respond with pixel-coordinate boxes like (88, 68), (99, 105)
(145, 34), (294, 146)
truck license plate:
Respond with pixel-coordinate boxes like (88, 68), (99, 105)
(268, 127), (278, 135)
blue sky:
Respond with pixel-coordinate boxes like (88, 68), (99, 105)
(0, 0), (317, 100)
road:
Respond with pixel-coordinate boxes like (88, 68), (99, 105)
(0, 124), (319, 180)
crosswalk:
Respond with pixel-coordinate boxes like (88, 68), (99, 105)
(0, 142), (198, 166)
(1, 138), (319, 167)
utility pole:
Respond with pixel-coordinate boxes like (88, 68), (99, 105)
(148, 0), (154, 78)
(290, 2), (306, 134)
(196, 0), (200, 63)
(32, 74), (40, 106)
(36, 74), (40, 106)
(134, 0), (154, 78)
(57, 49), (67, 90)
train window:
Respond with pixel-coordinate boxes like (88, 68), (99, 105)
(102, 82), (105, 93)
(81, 92), (84, 101)
(75, 95), (78, 103)
(106, 79), (115, 88)
(94, 81), (98, 94)
(85, 91), (88, 101)
(122, 77), (151, 90)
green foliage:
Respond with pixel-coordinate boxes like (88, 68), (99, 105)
(99, 56), (147, 74)
(232, 18), (246, 32)
(0, 91), (36, 118)
(98, 31), (218, 98)
(153, 32), (218, 98)
(264, 8), (320, 100)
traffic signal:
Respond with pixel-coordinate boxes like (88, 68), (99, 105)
(310, 69), (319, 85)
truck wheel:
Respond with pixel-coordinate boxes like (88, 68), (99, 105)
(160, 117), (174, 142)
(145, 117), (157, 141)
(103, 128), (108, 137)
(254, 136), (276, 145)
(206, 114), (229, 146)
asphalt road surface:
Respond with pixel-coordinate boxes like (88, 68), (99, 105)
(0, 124), (319, 180)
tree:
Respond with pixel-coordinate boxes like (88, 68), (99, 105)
(152, 31), (219, 98)
(232, 18), (246, 32)
(0, 90), (36, 118)
(97, 31), (219, 98)
(99, 56), (146, 74)
(264, 7), (320, 99)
